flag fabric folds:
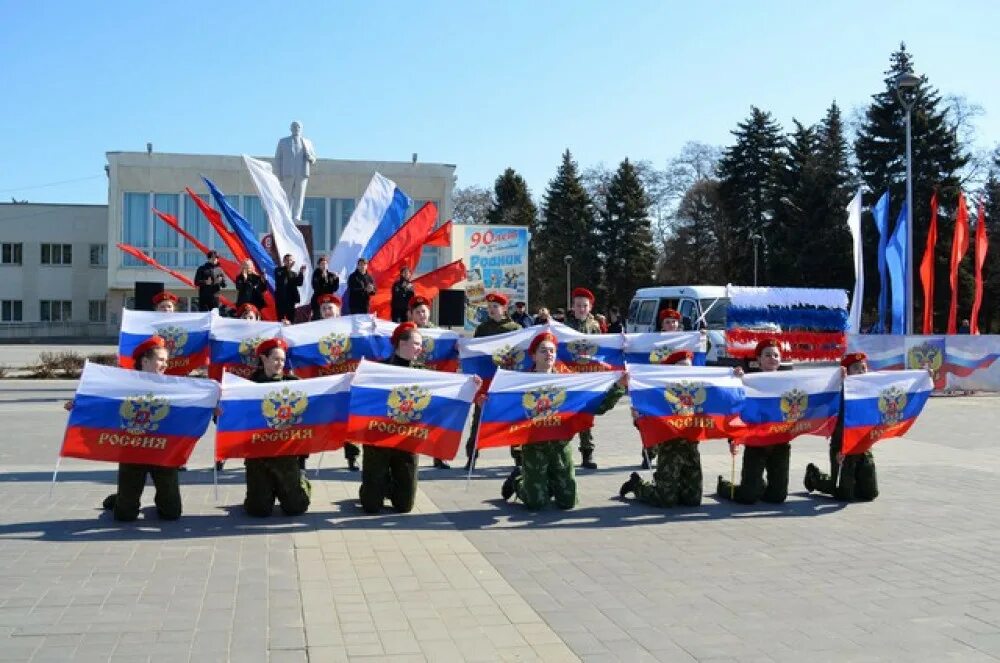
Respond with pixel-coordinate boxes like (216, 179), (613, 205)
(118, 309), (212, 375)
(549, 326), (625, 372)
(732, 367), (842, 446)
(215, 372), (352, 460)
(346, 359), (477, 460)
(208, 315), (283, 380)
(920, 191), (939, 334)
(458, 326), (542, 382)
(367, 202), (438, 280)
(477, 368), (623, 449)
(841, 369), (933, 455)
(886, 201), (908, 334)
(370, 319), (460, 372)
(947, 193), (970, 334)
(846, 189), (864, 334)
(244, 155), (313, 304)
(204, 177), (278, 292)
(282, 315), (378, 378)
(971, 200), (989, 334)
(369, 260), (468, 320)
(623, 332), (704, 366)
(185, 187), (251, 265)
(873, 191), (891, 333)
(61, 362), (219, 467)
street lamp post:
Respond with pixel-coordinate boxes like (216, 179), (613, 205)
(563, 254), (573, 311)
(896, 71), (920, 335)
(750, 233), (762, 287)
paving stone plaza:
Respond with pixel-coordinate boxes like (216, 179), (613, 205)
(1, 380), (998, 662)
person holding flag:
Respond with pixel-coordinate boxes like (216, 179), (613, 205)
(804, 352), (878, 502)
(464, 293), (522, 470)
(717, 339), (791, 505)
(153, 291), (179, 313)
(564, 287), (606, 470)
(240, 338), (312, 517)
(409, 295), (450, 469)
(500, 331), (626, 510)
(64, 336), (183, 522)
(313, 293), (359, 472)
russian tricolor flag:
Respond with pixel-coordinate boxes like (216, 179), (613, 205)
(477, 368), (623, 449)
(61, 361), (219, 467)
(458, 326), (539, 382)
(215, 372), (352, 460)
(733, 367), (842, 446)
(623, 332), (706, 366)
(345, 359), (478, 460)
(371, 318), (461, 372)
(282, 315), (378, 378)
(118, 309), (211, 375)
(628, 364), (744, 445)
(550, 326), (625, 372)
(208, 314), (283, 380)
(842, 369), (933, 455)
(846, 335), (905, 371)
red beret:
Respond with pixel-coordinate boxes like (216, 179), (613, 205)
(391, 321), (419, 346)
(132, 335), (167, 363)
(409, 295), (431, 310)
(256, 338), (288, 357)
(528, 331), (558, 356)
(659, 308), (681, 322)
(152, 291), (179, 305)
(237, 303), (260, 318)
(754, 338), (781, 357)
(317, 294), (342, 308)
(662, 349), (694, 365)
(485, 292), (508, 306)
(571, 287), (594, 304)
(841, 352), (867, 369)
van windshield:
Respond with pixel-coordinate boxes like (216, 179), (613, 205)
(699, 297), (729, 328)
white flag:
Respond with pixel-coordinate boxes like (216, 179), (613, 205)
(846, 188), (864, 334)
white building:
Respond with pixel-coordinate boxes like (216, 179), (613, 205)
(106, 151), (456, 313)
(0, 202), (110, 339)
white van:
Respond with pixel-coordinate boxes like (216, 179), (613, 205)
(626, 285), (731, 363)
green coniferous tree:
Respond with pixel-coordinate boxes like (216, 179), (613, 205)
(599, 159), (656, 311)
(487, 168), (538, 226)
(979, 154), (1000, 332)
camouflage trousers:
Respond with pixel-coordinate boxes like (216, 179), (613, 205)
(515, 441), (576, 510)
(244, 456), (312, 517)
(815, 448), (879, 501)
(718, 443), (790, 505)
(576, 427), (594, 454)
(635, 440), (702, 507)
(105, 463), (181, 522)
(359, 446), (418, 514)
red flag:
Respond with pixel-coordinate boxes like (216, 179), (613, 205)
(425, 220), (453, 247)
(919, 192), (938, 334)
(368, 203), (438, 280)
(153, 209), (241, 276)
(947, 193), (970, 334)
(970, 199), (989, 334)
(370, 260), (467, 319)
(184, 188), (250, 264)
(116, 243), (235, 308)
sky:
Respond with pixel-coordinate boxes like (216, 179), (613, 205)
(2, 0), (999, 205)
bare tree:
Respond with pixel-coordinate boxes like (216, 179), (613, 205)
(451, 185), (494, 225)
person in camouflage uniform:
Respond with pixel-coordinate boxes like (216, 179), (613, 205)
(804, 352), (879, 502)
(563, 287), (605, 469)
(464, 292), (522, 470)
(408, 295), (451, 469)
(717, 339), (791, 505)
(500, 332), (626, 509)
(243, 338), (312, 517)
(619, 349), (703, 507)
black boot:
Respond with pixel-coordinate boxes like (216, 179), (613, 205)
(215, 460), (225, 472)
(619, 472), (642, 498)
(348, 457), (360, 472)
(463, 452), (479, 471)
(433, 458), (450, 469)
(804, 463), (818, 492)
(501, 468), (521, 501)
(641, 455), (650, 469)
(581, 450), (597, 470)
(102, 494), (116, 510)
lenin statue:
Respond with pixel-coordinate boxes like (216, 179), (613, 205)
(274, 121), (317, 221)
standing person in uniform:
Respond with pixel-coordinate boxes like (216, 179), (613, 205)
(310, 256), (339, 320)
(275, 254), (306, 323)
(235, 259), (267, 312)
(241, 338), (312, 517)
(390, 266), (415, 323)
(717, 339), (791, 505)
(65, 336), (182, 522)
(153, 291), (179, 313)
(347, 258), (376, 314)
(408, 295), (450, 469)
(563, 287), (605, 469)
(804, 352), (879, 502)
(619, 349), (705, 507)
(511, 301), (533, 328)
(194, 251), (226, 312)
(464, 292), (522, 470)
(500, 332), (626, 510)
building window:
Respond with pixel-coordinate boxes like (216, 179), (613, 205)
(323, 198), (357, 252)
(124, 296), (136, 310)
(89, 244), (107, 266)
(1, 243), (22, 265)
(301, 197), (326, 255)
(40, 300), (72, 322)
(88, 300), (107, 322)
(41, 244), (72, 265)
(1, 300), (22, 322)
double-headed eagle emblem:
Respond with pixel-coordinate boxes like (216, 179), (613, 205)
(119, 393), (170, 434)
(238, 336), (266, 366)
(877, 386), (907, 426)
(387, 385), (432, 424)
(780, 388), (809, 423)
(522, 385), (566, 420)
(153, 326), (187, 358)
(907, 343), (943, 378)
(319, 333), (352, 365)
(262, 387), (308, 430)
(491, 344), (525, 370)
(566, 339), (598, 365)
(663, 381), (707, 416)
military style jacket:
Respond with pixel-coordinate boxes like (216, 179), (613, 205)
(473, 317), (521, 338)
(564, 313), (602, 334)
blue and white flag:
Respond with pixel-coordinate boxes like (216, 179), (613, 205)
(204, 177), (277, 291)
(873, 190), (891, 334)
(886, 201), (908, 334)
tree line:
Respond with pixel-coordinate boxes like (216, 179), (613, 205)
(452, 44), (1000, 331)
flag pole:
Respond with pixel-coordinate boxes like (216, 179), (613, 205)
(730, 448), (736, 500)
(213, 463), (219, 503)
(49, 457), (62, 498)
(315, 452), (324, 480)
